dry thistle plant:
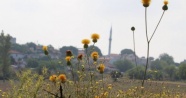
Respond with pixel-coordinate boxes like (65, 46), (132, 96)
(137, 0), (169, 87)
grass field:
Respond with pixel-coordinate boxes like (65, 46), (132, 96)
(1, 77), (186, 98)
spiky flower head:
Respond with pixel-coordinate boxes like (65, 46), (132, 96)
(91, 51), (99, 61)
(65, 56), (71, 62)
(91, 33), (100, 43)
(65, 56), (71, 65)
(141, 0), (151, 7)
(77, 54), (83, 60)
(49, 75), (57, 82)
(58, 74), (67, 83)
(66, 50), (73, 57)
(42, 46), (48, 55)
(98, 64), (105, 74)
(42, 46), (48, 51)
(82, 39), (90, 48)
(164, 0), (168, 5)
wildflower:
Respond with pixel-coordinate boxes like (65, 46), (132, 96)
(42, 46), (48, 55)
(98, 64), (105, 74)
(66, 50), (73, 57)
(102, 92), (108, 97)
(95, 96), (99, 98)
(141, 86), (144, 89)
(42, 46), (48, 51)
(162, 0), (168, 11)
(65, 56), (71, 65)
(49, 75), (57, 82)
(58, 74), (67, 83)
(91, 51), (99, 61)
(131, 27), (135, 31)
(91, 33), (100, 43)
(141, 0), (151, 7)
(77, 54), (83, 60)
(82, 39), (90, 48)
(65, 56), (71, 61)
(77, 71), (80, 74)
(108, 86), (112, 90)
(108, 84), (112, 90)
(164, 0), (168, 5)
(82, 65), (85, 71)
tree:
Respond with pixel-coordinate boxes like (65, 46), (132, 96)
(159, 53), (174, 65)
(59, 46), (78, 58)
(26, 58), (39, 68)
(26, 42), (37, 50)
(164, 65), (176, 80)
(88, 45), (103, 57)
(120, 49), (134, 55)
(11, 43), (27, 53)
(178, 63), (186, 80)
(10, 56), (16, 65)
(150, 59), (168, 71)
(113, 59), (134, 72)
(128, 66), (145, 79)
(0, 31), (11, 79)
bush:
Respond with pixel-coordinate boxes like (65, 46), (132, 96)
(128, 66), (145, 80)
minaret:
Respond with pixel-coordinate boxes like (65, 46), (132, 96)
(108, 26), (112, 57)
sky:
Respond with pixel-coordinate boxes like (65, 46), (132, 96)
(0, 0), (185, 63)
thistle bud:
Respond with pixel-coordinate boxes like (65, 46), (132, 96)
(162, 5), (168, 11)
(131, 27), (135, 31)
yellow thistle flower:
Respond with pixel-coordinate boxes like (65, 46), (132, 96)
(58, 74), (67, 83)
(42, 46), (49, 55)
(65, 56), (71, 62)
(94, 96), (100, 98)
(82, 39), (90, 48)
(91, 33), (100, 43)
(141, 0), (151, 7)
(164, 0), (168, 5)
(42, 46), (48, 51)
(65, 56), (71, 65)
(49, 75), (57, 82)
(98, 64), (105, 74)
(82, 39), (90, 45)
(91, 51), (99, 61)
(108, 84), (112, 90)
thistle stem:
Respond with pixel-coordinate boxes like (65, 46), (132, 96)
(145, 8), (149, 42)
(133, 31), (137, 67)
(149, 11), (165, 43)
(142, 7), (148, 87)
(142, 9), (166, 87)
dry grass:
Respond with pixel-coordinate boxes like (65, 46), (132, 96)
(0, 80), (11, 92)
(1, 75), (186, 98)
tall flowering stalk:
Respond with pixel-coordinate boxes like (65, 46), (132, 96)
(141, 0), (169, 87)
(81, 39), (91, 70)
(131, 27), (137, 67)
(98, 64), (105, 89)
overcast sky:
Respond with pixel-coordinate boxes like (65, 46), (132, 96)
(0, 0), (185, 63)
